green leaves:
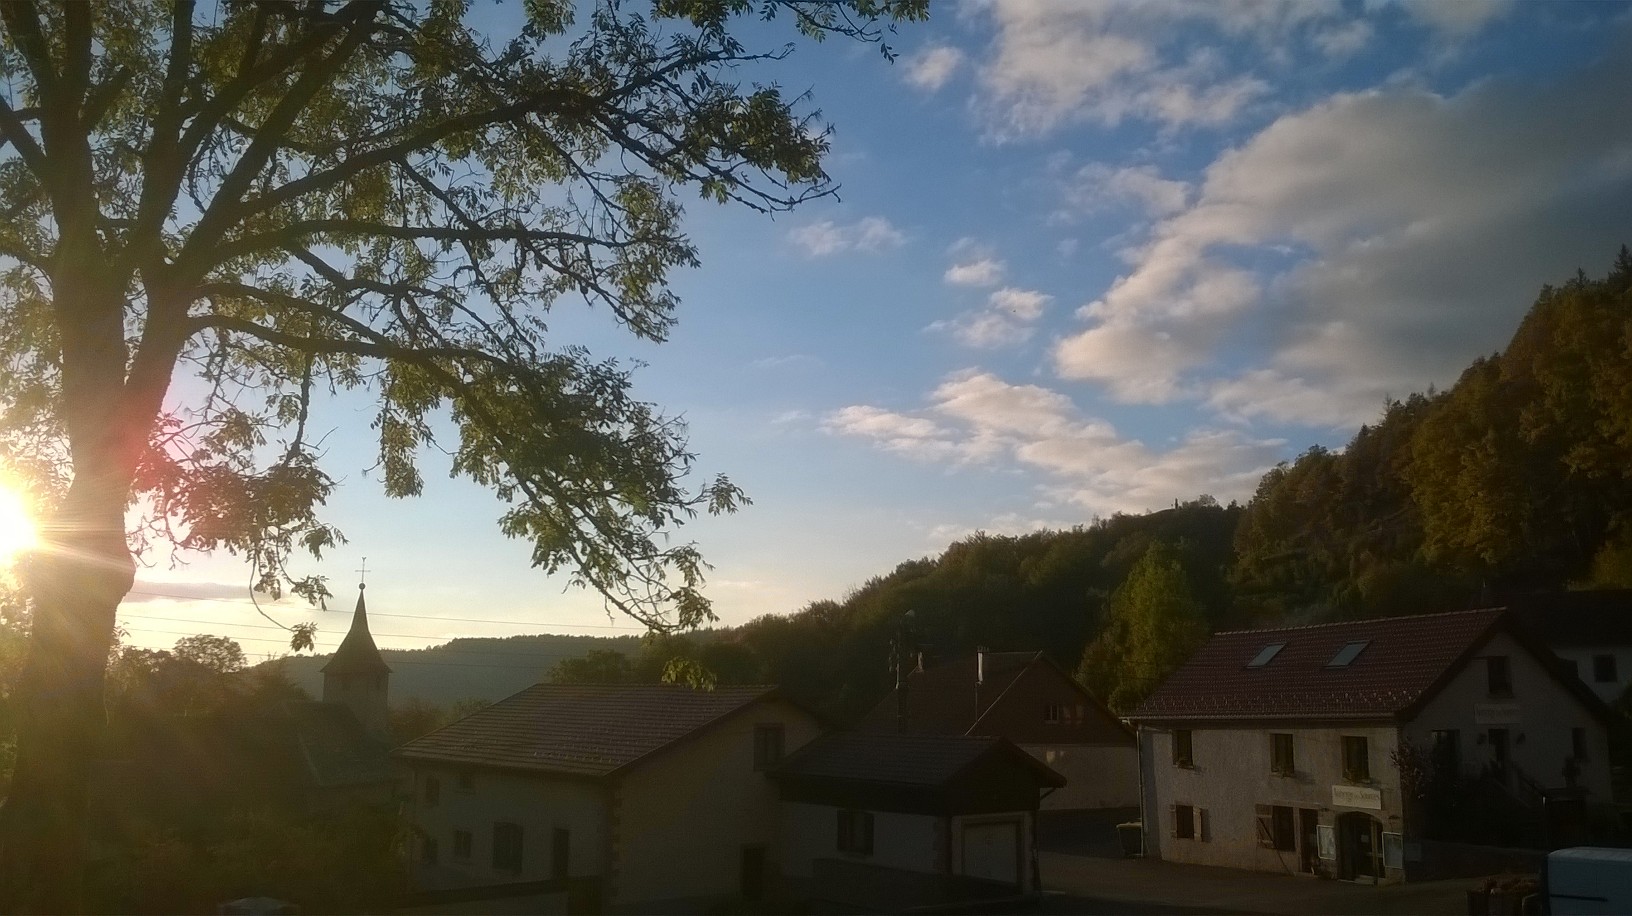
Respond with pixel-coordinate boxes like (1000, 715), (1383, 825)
(0, 0), (924, 635)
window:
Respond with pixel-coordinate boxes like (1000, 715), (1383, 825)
(423, 775), (441, 807)
(1593, 654), (1618, 684)
(453, 830), (472, 861)
(1247, 643), (1287, 668)
(422, 836), (439, 866)
(1327, 640), (1369, 668)
(1431, 729), (1461, 774)
(1486, 656), (1513, 696)
(753, 725), (785, 771)
(1173, 804), (1195, 840)
(551, 828), (570, 879)
(1043, 702), (1066, 723)
(1342, 735), (1370, 782)
(1572, 727), (1589, 761)
(493, 822), (524, 873)
(457, 771), (475, 791)
(1270, 733), (1295, 776)
(837, 809), (874, 856)
(1255, 805), (1295, 851)
(1172, 729), (1194, 767)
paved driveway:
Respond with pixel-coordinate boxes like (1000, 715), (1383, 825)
(1039, 852), (1472, 915)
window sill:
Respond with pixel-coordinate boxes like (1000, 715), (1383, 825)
(1173, 760), (1195, 769)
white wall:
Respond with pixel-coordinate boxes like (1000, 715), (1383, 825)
(780, 802), (942, 879)
(1023, 744), (1139, 809)
(1405, 631), (1613, 800)
(405, 764), (608, 890)
(1550, 646), (1631, 705)
(611, 698), (822, 908)
(1140, 724), (1403, 877)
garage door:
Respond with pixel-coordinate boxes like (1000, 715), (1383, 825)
(961, 820), (1021, 887)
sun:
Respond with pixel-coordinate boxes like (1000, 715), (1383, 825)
(0, 482), (39, 563)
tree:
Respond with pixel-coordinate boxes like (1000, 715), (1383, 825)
(0, 0), (925, 904)
(172, 634), (246, 675)
(1076, 541), (1208, 714)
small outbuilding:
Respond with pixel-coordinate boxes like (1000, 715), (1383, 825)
(772, 732), (1065, 912)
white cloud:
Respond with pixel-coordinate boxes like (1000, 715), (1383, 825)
(972, 1), (1335, 138)
(988, 287), (1052, 320)
(928, 287), (1052, 349)
(1381, 0), (1515, 37)
(944, 257), (1006, 286)
(1055, 39), (1632, 424)
(1061, 163), (1191, 219)
(828, 371), (1285, 515)
(905, 45), (965, 91)
(788, 216), (905, 257)
(1313, 19), (1374, 56)
(750, 354), (822, 370)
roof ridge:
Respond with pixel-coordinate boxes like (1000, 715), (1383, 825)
(1213, 606), (1502, 637)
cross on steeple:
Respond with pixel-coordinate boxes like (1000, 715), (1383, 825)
(356, 556), (369, 589)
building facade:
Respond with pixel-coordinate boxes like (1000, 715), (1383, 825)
(395, 683), (822, 913)
(1133, 609), (1613, 884)
(1510, 590), (1632, 704)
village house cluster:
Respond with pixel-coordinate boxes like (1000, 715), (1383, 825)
(188, 584), (1622, 912)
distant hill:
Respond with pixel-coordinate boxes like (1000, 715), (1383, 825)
(270, 632), (642, 706)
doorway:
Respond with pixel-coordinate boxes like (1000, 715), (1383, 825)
(740, 844), (766, 901)
(1336, 812), (1381, 882)
(1298, 809), (1320, 874)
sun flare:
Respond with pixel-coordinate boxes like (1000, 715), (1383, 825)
(0, 482), (39, 562)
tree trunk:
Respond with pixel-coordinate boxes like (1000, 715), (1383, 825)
(0, 481), (135, 914)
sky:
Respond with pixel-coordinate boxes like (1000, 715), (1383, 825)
(121, 0), (1632, 660)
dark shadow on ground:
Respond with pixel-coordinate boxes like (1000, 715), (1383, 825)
(1031, 892), (1259, 915)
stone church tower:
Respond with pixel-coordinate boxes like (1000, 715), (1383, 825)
(322, 583), (392, 739)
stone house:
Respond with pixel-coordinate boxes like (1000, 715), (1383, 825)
(393, 683), (822, 913)
(1130, 608), (1613, 884)
(860, 649), (1138, 810)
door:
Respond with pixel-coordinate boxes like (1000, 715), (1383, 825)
(1298, 809), (1319, 874)
(1337, 813), (1380, 883)
(740, 845), (766, 901)
(961, 821), (1021, 887)
(1490, 728), (1511, 785)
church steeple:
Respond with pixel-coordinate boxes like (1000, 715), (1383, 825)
(322, 579), (391, 739)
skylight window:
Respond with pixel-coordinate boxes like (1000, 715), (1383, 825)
(1247, 643), (1287, 668)
(1327, 640), (1370, 668)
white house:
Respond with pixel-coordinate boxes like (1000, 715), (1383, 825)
(860, 649), (1138, 810)
(1130, 608), (1614, 885)
(1509, 590), (1632, 705)
(771, 732), (1064, 911)
(394, 683), (822, 913)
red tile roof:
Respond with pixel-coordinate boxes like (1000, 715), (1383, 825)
(393, 683), (781, 777)
(1131, 608), (1510, 723)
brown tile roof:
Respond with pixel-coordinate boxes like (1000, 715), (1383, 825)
(857, 651), (1039, 734)
(774, 732), (1065, 788)
(392, 683), (780, 777)
(1131, 608), (1511, 723)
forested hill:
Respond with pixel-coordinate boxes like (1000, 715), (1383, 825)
(275, 633), (640, 706)
(278, 250), (1632, 724)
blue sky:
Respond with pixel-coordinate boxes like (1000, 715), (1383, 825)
(125, 0), (1632, 658)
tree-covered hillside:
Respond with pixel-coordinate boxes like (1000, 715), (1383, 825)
(284, 249), (1632, 724)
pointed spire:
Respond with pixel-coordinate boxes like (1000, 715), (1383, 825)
(322, 582), (391, 675)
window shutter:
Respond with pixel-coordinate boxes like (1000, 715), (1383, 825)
(1255, 805), (1274, 848)
(1169, 804), (1179, 838)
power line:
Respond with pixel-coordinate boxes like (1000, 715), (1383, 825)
(124, 588), (645, 631)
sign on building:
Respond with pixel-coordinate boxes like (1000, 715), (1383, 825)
(1332, 784), (1382, 810)
(1474, 702), (1521, 725)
